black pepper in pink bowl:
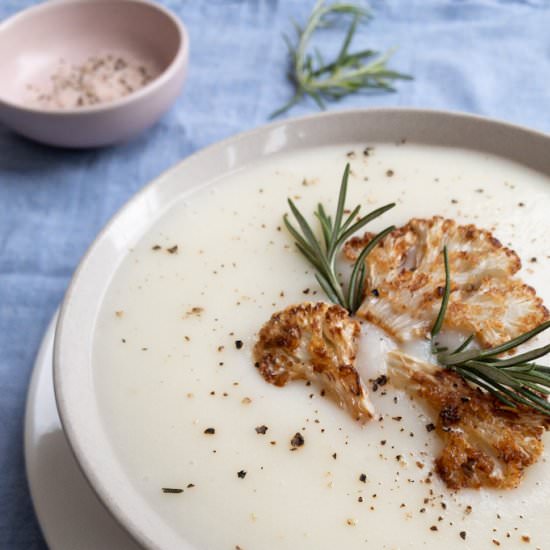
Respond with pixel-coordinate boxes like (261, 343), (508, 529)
(0, 0), (188, 147)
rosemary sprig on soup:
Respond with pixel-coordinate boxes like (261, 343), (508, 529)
(284, 163), (395, 313)
(431, 247), (550, 415)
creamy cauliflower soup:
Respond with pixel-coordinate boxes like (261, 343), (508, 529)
(94, 143), (550, 550)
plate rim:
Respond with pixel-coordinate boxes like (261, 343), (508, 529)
(24, 311), (58, 549)
(24, 309), (143, 550)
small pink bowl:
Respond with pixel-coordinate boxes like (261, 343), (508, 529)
(0, 0), (189, 148)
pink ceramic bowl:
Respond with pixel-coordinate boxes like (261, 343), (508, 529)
(0, 0), (189, 148)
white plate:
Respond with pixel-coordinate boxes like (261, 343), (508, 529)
(24, 311), (141, 550)
(53, 109), (550, 549)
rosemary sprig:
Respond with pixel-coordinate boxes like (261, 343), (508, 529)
(430, 246), (451, 355)
(271, 0), (412, 118)
(284, 163), (395, 314)
(431, 246), (550, 415)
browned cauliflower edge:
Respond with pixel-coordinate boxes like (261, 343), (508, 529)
(344, 216), (548, 347)
(253, 302), (374, 423)
(387, 350), (550, 490)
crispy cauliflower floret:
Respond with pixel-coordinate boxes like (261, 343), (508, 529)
(254, 302), (374, 423)
(344, 217), (548, 347)
(387, 350), (550, 490)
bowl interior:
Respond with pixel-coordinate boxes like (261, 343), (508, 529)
(0, 0), (181, 108)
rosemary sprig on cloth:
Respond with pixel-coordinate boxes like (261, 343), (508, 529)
(284, 163), (395, 314)
(272, 0), (411, 118)
(432, 246), (550, 415)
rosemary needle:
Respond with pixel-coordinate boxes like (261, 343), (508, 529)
(284, 163), (394, 314)
(272, 0), (412, 118)
(431, 247), (550, 415)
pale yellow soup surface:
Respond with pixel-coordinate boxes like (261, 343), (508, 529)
(94, 143), (550, 550)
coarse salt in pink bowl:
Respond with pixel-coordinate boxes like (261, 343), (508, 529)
(0, 0), (189, 148)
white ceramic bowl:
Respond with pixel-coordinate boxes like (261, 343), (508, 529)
(54, 109), (550, 549)
(0, 0), (188, 148)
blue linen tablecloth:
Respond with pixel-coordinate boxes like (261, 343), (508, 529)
(1, 1), (549, 548)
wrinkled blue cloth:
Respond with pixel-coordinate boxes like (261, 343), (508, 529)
(1, 1), (549, 548)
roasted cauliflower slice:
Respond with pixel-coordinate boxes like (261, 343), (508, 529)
(388, 350), (550, 490)
(254, 302), (374, 423)
(344, 216), (548, 347)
